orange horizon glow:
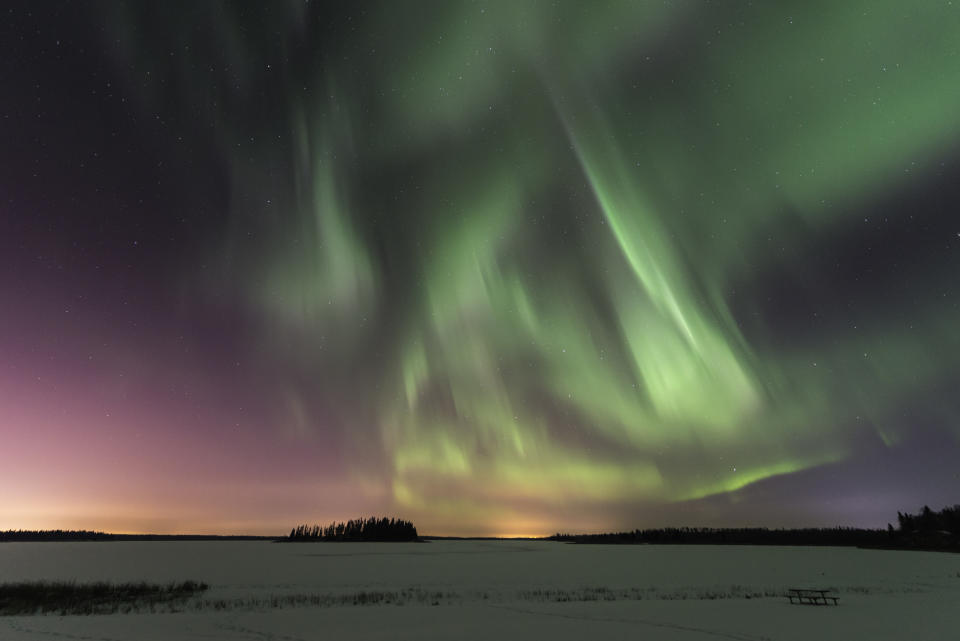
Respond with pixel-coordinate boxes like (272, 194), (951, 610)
(0, 519), (555, 539)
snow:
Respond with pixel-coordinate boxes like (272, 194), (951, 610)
(2, 540), (958, 639)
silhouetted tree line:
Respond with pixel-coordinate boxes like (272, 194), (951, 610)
(0, 530), (113, 542)
(888, 504), (960, 551)
(549, 527), (891, 547)
(288, 517), (418, 542)
(0, 530), (272, 542)
(896, 505), (960, 535)
(550, 505), (960, 551)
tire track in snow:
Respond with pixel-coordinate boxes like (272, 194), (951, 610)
(214, 612), (313, 641)
(3, 618), (126, 641)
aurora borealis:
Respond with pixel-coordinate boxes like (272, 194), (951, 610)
(2, 1), (960, 536)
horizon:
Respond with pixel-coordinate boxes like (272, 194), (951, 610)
(3, 505), (943, 539)
(0, 522), (906, 540)
(3, 1), (960, 537)
(0, 513), (917, 540)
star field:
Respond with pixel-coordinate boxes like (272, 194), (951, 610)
(1, 1), (959, 536)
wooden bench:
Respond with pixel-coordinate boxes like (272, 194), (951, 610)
(787, 588), (839, 605)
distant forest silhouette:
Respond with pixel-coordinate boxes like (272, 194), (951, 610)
(893, 504), (960, 550)
(550, 526), (889, 546)
(288, 517), (419, 542)
(0, 530), (271, 542)
(3, 505), (957, 549)
(551, 504), (960, 551)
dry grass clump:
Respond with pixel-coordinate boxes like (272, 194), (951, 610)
(0, 580), (208, 616)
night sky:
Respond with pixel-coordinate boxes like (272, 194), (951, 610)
(2, 1), (960, 536)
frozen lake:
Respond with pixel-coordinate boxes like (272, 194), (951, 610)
(2, 540), (958, 640)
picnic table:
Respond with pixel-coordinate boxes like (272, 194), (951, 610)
(787, 588), (839, 605)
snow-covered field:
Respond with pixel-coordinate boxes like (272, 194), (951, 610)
(1, 540), (958, 640)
